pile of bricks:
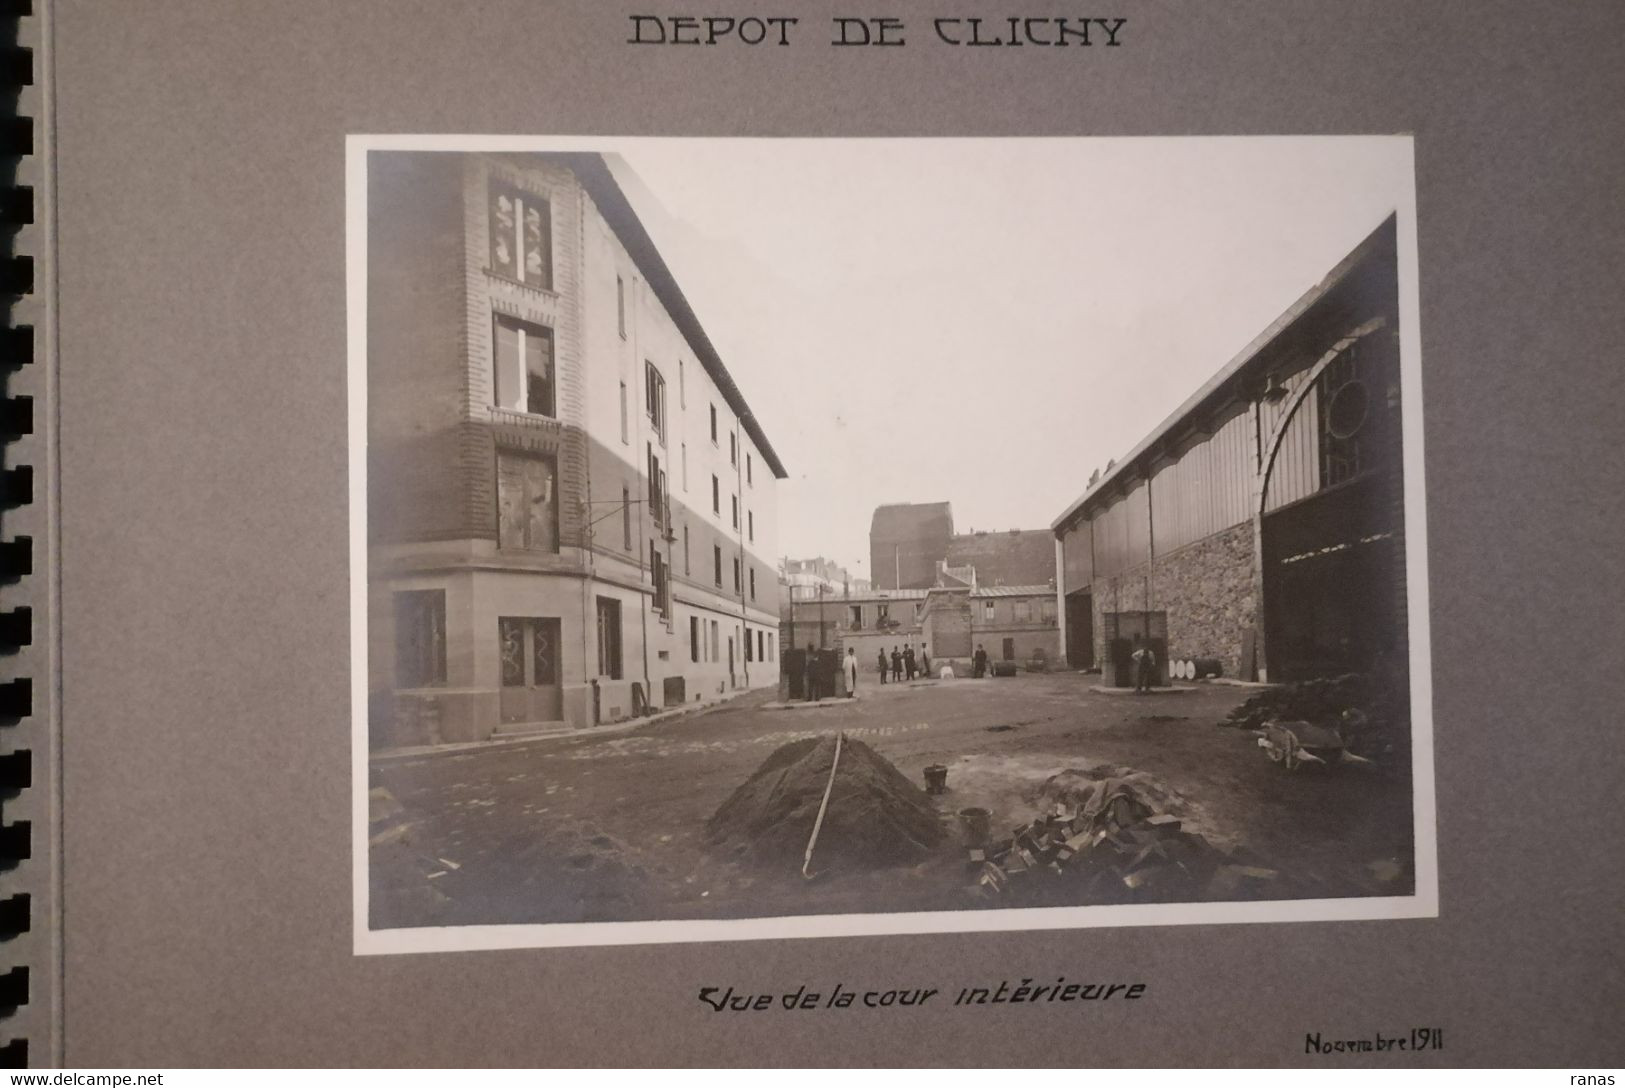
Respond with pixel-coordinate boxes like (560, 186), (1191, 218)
(966, 791), (1277, 904)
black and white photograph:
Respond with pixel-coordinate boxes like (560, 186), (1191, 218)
(349, 136), (1435, 953)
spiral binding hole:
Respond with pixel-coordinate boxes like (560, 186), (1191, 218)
(2, 1), (36, 1063)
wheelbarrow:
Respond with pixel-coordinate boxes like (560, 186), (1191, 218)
(1256, 719), (1372, 771)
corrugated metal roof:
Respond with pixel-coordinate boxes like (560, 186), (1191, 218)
(1050, 214), (1398, 531)
(970, 585), (1055, 598)
(797, 588), (930, 603)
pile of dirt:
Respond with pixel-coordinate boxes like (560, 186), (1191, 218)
(1221, 671), (1410, 768)
(967, 764), (1273, 906)
(706, 735), (946, 870)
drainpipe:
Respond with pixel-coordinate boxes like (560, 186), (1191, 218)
(735, 422), (748, 688)
(632, 275), (651, 708)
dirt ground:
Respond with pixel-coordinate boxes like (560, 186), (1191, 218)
(368, 672), (1415, 928)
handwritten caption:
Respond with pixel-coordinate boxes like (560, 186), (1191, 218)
(699, 978), (1147, 1012)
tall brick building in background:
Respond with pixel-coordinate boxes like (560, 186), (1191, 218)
(1051, 216), (1405, 686)
(367, 151), (786, 745)
(869, 502), (954, 590)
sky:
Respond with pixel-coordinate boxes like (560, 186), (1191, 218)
(604, 137), (1415, 581)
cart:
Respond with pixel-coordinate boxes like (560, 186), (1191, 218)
(1256, 718), (1371, 771)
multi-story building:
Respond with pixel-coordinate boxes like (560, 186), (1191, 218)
(870, 502), (955, 590)
(782, 583), (1059, 675)
(779, 556), (866, 601)
(367, 151), (786, 746)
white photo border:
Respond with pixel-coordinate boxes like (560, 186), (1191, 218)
(347, 133), (1438, 956)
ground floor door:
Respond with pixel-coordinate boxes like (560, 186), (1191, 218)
(1001, 637), (1015, 661)
(1102, 610), (1167, 688)
(1065, 590), (1094, 669)
(1261, 473), (1404, 682)
(498, 616), (563, 723)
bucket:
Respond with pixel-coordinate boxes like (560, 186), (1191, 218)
(959, 806), (991, 845)
(923, 764), (949, 795)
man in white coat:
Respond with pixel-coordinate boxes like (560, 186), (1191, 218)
(844, 647), (860, 698)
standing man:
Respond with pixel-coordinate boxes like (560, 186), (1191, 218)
(804, 642), (821, 702)
(891, 646), (903, 683)
(973, 643), (988, 678)
(877, 647), (889, 684)
(845, 647), (859, 698)
(1131, 635), (1156, 694)
(903, 644), (916, 681)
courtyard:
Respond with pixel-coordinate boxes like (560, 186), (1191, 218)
(368, 673), (1414, 930)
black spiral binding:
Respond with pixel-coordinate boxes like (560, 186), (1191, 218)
(0, 0), (32, 1070)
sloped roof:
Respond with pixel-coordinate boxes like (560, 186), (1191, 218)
(541, 152), (788, 480)
(945, 529), (1056, 587)
(971, 584), (1055, 598)
(833, 589), (930, 603)
(1051, 214), (1398, 531)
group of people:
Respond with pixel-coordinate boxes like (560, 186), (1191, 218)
(803, 644), (933, 701)
(876, 643), (930, 683)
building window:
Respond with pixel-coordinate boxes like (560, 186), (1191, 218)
(750, 568), (756, 601)
(757, 630), (765, 661)
(1014, 600), (1032, 623)
(745, 627), (754, 662)
(710, 404), (718, 444)
(681, 443), (688, 490)
(731, 494), (739, 530)
(733, 557), (741, 591)
(710, 619), (720, 662)
(619, 381), (629, 444)
(714, 545), (723, 587)
(488, 180), (552, 289)
(850, 605), (863, 630)
(650, 542), (670, 615)
(683, 523), (691, 575)
(729, 432), (737, 465)
(647, 444), (667, 528)
(768, 633), (774, 661)
(492, 314), (556, 417)
(617, 275), (628, 338)
(678, 359), (686, 407)
(747, 453), (753, 486)
(748, 510), (754, 542)
(877, 603), (890, 625)
(595, 597), (624, 679)
(394, 590), (446, 688)
(983, 601), (996, 621)
(645, 361), (667, 443)
(495, 451), (560, 553)
(1041, 599), (1057, 624)
(712, 475), (720, 515)
(622, 485), (633, 550)
(1318, 349), (1375, 488)
(690, 616), (700, 663)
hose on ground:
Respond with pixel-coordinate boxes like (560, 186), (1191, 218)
(802, 731), (844, 880)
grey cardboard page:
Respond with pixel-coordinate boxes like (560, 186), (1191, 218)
(43, 0), (1625, 1067)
